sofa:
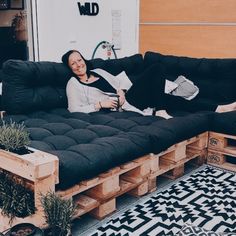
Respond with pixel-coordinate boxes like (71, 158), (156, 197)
(0, 53), (213, 187)
(0, 51), (235, 229)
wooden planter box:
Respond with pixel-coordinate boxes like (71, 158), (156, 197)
(0, 132), (209, 231)
(0, 148), (58, 231)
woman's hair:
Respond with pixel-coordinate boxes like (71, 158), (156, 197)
(61, 50), (93, 72)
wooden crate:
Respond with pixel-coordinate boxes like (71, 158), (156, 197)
(208, 132), (236, 171)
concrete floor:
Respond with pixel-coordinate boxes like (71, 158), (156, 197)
(71, 163), (199, 236)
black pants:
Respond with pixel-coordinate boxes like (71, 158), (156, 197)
(126, 64), (218, 112)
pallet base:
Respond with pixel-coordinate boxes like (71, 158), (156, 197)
(208, 132), (236, 172)
(0, 132), (208, 231)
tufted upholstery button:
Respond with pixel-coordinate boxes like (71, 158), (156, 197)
(30, 140), (55, 151)
(87, 125), (120, 137)
(107, 119), (137, 131)
(44, 135), (77, 150)
(27, 127), (53, 140)
(66, 129), (98, 144)
(41, 123), (73, 135)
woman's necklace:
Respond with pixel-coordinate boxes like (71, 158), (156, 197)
(82, 85), (90, 105)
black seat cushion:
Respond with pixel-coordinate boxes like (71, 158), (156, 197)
(210, 111), (236, 135)
(2, 109), (210, 189)
(131, 112), (210, 153)
(0, 70), (3, 110)
(2, 109), (153, 189)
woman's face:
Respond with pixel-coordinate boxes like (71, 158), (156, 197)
(68, 52), (87, 77)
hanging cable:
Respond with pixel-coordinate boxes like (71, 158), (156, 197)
(91, 41), (118, 60)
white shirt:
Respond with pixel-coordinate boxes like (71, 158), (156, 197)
(66, 69), (152, 115)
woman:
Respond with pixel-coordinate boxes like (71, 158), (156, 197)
(62, 49), (169, 117)
(62, 50), (236, 117)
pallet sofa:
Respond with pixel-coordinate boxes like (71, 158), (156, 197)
(0, 52), (235, 230)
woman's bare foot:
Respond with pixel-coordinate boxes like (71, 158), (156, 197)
(155, 110), (173, 119)
(215, 102), (236, 113)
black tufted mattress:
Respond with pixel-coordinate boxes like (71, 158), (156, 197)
(2, 108), (210, 190)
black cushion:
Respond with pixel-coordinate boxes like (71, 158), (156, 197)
(92, 54), (144, 76)
(0, 70), (3, 110)
(2, 108), (210, 189)
(210, 111), (236, 135)
(144, 52), (236, 103)
(2, 109), (153, 189)
(2, 60), (71, 114)
(1, 54), (144, 114)
(131, 112), (210, 153)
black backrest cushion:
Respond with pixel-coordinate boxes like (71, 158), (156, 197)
(2, 54), (144, 114)
(91, 53), (144, 76)
(144, 51), (236, 102)
(0, 70), (2, 110)
(2, 60), (72, 114)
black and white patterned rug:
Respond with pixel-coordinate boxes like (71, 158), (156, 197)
(86, 165), (236, 236)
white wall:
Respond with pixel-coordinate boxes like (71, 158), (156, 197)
(32, 0), (139, 62)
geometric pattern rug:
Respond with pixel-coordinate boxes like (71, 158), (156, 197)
(87, 165), (236, 236)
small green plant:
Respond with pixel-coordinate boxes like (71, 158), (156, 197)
(11, 11), (27, 42)
(0, 120), (30, 154)
(40, 191), (77, 236)
(0, 169), (36, 224)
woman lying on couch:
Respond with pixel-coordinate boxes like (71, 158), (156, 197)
(62, 50), (236, 118)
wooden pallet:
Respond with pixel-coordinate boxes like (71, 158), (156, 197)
(57, 154), (151, 220)
(0, 132), (208, 231)
(148, 132), (208, 192)
(208, 132), (236, 171)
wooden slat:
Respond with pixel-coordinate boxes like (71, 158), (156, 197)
(90, 199), (116, 220)
(140, 0), (236, 23)
(0, 149), (58, 182)
(208, 132), (236, 156)
(140, 25), (236, 58)
(74, 194), (99, 210)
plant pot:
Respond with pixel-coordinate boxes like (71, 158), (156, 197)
(9, 223), (36, 236)
(43, 227), (70, 236)
(15, 29), (28, 42)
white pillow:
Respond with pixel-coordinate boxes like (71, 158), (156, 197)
(165, 79), (178, 94)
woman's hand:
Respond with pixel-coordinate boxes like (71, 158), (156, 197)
(117, 90), (126, 106)
(99, 99), (118, 109)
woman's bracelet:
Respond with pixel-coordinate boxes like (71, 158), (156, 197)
(99, 101), (103, 109)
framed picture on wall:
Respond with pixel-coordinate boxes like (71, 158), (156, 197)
(10, 0), (24, 10)
(0, 0), (9, 10)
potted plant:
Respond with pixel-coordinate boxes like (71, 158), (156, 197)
(0, 169), (36, 224)
(11, 11), (28, 42)
(40, 191), (77, 236)
(0, 120), (31, 155)
(9, 223), (36, 236)
(0, 120), (35, 223)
